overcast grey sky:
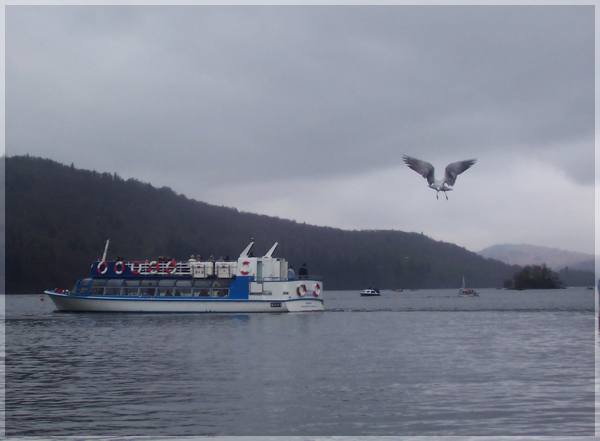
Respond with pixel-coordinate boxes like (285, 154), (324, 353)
(5, 5), (596, 255)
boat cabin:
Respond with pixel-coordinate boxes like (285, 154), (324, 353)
(72, 241), (292, 299)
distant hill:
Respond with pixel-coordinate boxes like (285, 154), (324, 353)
(0, 155), (544, 293)
(477, 244), (595, 272)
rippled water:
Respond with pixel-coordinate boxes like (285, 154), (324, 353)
(3, 288), (597, 437)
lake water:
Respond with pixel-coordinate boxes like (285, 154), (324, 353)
(3, 288), (597, 438)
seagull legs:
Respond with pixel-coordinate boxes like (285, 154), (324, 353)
(435, 190), (449, 200)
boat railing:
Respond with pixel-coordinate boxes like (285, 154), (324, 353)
(288, 274), (323, 281)
(245, 275), (322, 282)
(94, 261), (322, 282)
(258, 276), (281, 282)
(94, 260), (238, 279)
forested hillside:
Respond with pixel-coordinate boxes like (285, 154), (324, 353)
(4, 155), (524, 293)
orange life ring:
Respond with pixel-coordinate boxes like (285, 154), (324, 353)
(296, 283), (307, 297)
(313, 282), (321, 297)
(148, 261), (159, 274)
(131, 261), (141, 275)
(114, 261), (125, 275)
(240, 260), (251, 275)
(165, 260), (177, 274)
(97, 261), (108, 275)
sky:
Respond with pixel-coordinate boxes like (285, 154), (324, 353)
(4, 5), (597, 255)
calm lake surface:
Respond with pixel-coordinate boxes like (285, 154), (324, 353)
(3, 288), (597, 438)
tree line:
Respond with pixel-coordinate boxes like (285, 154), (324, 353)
(504, 264), (565, 290)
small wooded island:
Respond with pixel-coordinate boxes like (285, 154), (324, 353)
(504, 264), (565, 290)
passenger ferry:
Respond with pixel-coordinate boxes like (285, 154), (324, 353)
(45, 241), (324, 313)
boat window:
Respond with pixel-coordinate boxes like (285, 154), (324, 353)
(78, 278), (92, 295)
(173, 287), (191, 297)
(104, 286), (121, 296)
(212, 280), (231, 288)
(140, 279), (157, 297)
(156, 279), (177, 296)
(123, 279), (141, 296)
(90, 279), (108, 296)
(212, 288), (229, 297)
(104, 279), (125, 296)
(193, 279), (211, 297)
(211, 279), (230, 298)
(174, 280), (192, 297)
(158, 279), (177, 287)
(106, 279), (125, 286)
(124, 279), (140, 286)
(140, 280), (158, 287)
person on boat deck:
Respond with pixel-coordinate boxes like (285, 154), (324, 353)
(224, 255), (230, 261)
(189, 255), (196, 263)
(217, 256), (224, 262)
(196, 255), (203, 261)
(206, 255), (215, 274)
(299, 263), (308, 279)
(288, 265), (295, 280)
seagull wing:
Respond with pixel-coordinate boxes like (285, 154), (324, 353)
(443, 159), (477, 187)
(403, 155), (435, 185)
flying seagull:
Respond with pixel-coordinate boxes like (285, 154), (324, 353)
(402, 155), (477, 200)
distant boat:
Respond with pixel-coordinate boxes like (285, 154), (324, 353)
(360, 288), (380, 296)
(458, 277), (479, 297)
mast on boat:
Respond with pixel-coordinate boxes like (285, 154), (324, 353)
(101, 239), (110, 262)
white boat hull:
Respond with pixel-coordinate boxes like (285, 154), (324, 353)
(458, 290), (479, 297)
(45, 291), (324, 313)
(360, 289), (380, 296)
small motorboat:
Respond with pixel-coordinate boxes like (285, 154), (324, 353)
(360, 288), (380, 296)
